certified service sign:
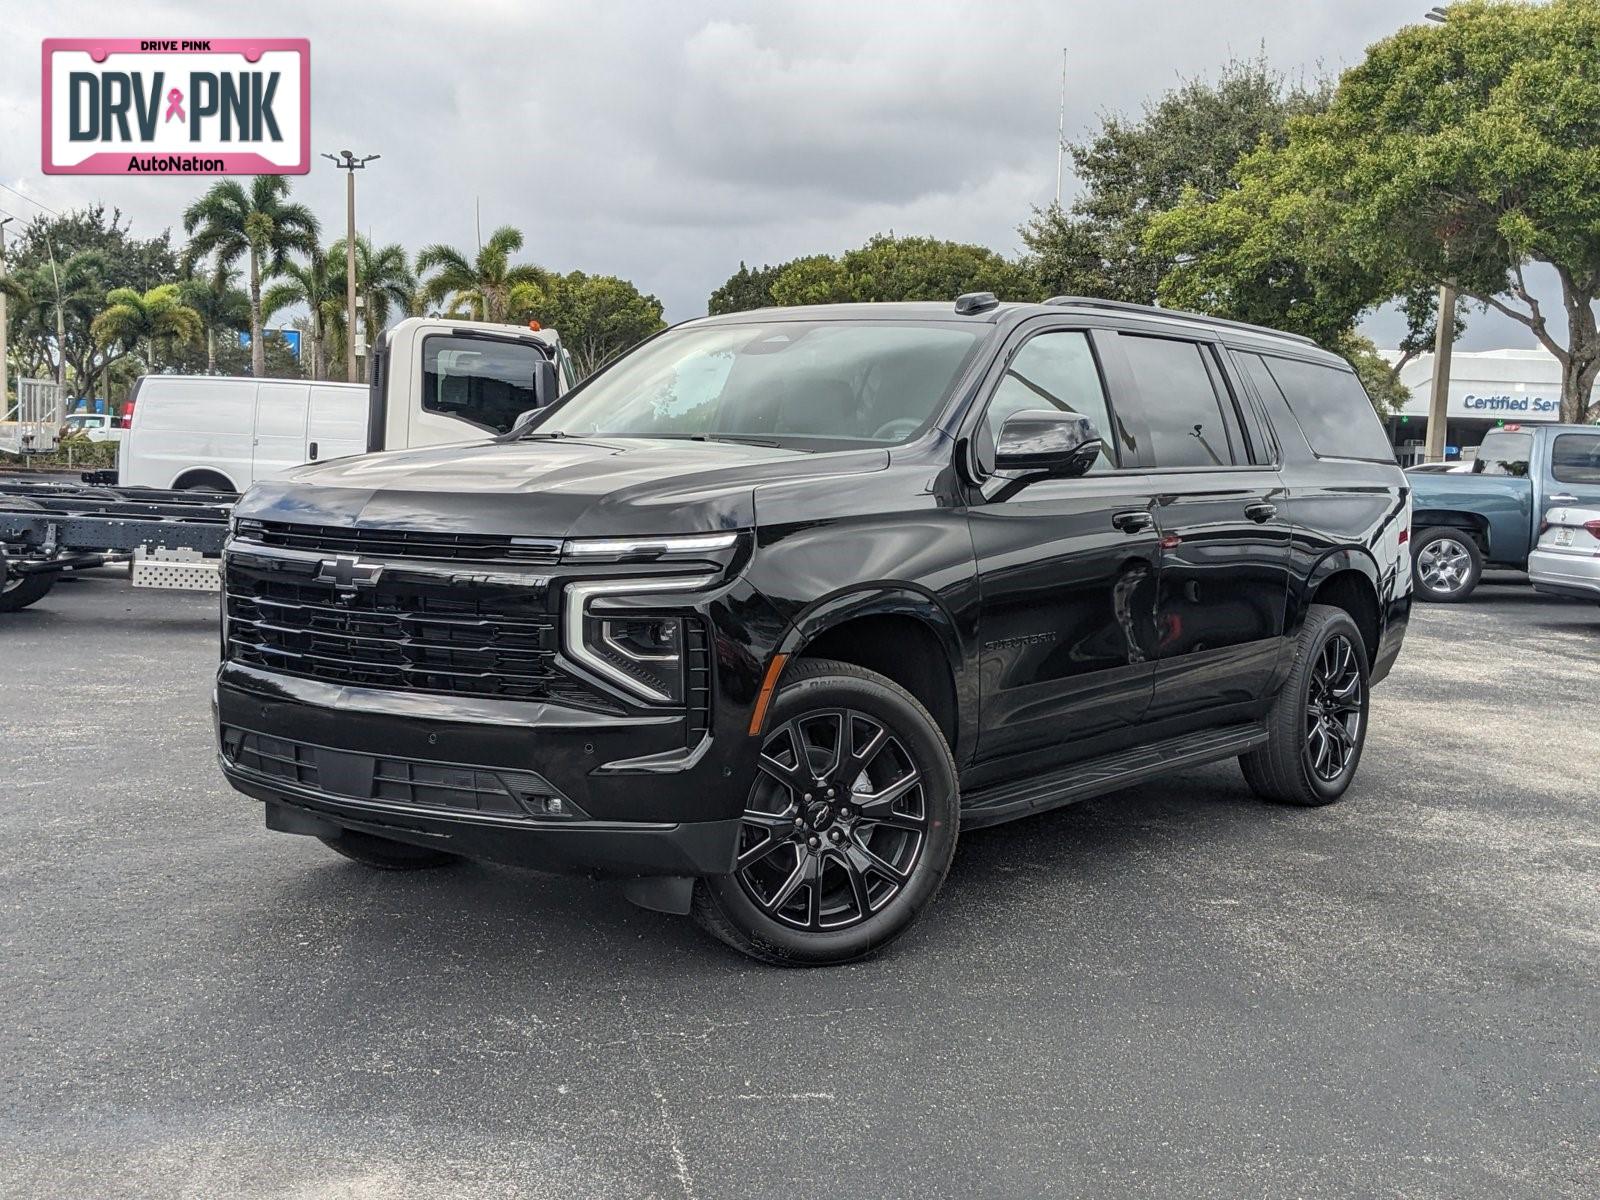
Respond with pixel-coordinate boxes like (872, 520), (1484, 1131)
(42, 38), (309, 175)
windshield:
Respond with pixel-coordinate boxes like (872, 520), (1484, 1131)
(530, 320), (984, 449)
(1472, 431), (1533, 476)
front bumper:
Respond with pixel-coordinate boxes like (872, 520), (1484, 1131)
(216, 664), (747, 877)
(1528, 548), (1600, 600)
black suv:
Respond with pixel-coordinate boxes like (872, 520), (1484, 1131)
(217, 296), (1412, 965)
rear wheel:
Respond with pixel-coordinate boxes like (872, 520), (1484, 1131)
(0, 572), (55, 612)
(1412, 526), (1482, 602)
(693, 659), (959, 966)
(1241, 604), (1370, 807)
(318, 829), (460, 870)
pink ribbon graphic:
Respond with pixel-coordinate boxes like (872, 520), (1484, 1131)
(164, 88), (185, 123)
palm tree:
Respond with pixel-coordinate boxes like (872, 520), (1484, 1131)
(179, 268), (250, 373)
(415, 225), (545, 323)
(91, 284), (203, 371)
(2, 250), (112, 389)
(182, 176), (320, 377)
(326, 237), (416, 379)
(262, 249), (337, 380)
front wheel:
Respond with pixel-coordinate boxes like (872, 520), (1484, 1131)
(1241, 604), (1371, 807)
(693, 659), (959, 966)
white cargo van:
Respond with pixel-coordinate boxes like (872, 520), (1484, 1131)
(118, 317), (572, 491)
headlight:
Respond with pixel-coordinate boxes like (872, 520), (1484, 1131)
(564, 575), (715, 703)
(563, 532), (738, 560)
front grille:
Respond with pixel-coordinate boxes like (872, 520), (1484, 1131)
(243, 520), (561, 564)
(224, 557), (615, 710)
(220, 727), (577, 818)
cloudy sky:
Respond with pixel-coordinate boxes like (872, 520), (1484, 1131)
(0, 0), (1542, 347)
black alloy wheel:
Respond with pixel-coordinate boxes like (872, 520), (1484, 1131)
(1303, 634), (1364, 785)
(737, 707), (929, 931)
(693, 659), (958, 965)
(1240, 603), (1371, 807)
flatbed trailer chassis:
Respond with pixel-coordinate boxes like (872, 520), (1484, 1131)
(0, 479), (235, 611)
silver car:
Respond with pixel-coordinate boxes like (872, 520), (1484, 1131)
(1528, 506), (1600, 604)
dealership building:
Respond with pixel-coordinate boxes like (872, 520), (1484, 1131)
(1381, 347), (1580, 464)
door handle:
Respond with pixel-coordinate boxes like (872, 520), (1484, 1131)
(1548, 493), (1578, 504)
(1111, 509), (1153, 533)
(1244, 502), (1277, 523)
(308, 441), (319, 461)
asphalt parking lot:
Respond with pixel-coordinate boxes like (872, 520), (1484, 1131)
(2, 571), (1596, 1199)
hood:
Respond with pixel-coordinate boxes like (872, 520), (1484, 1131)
(235, 435), (890, 538)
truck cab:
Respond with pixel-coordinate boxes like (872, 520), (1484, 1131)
(1409, 423), (1600, 601)
(366, 317), (577, 453)
(117, 318), (574, 493)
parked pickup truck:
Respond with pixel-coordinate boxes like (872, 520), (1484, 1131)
(1409, 423), (1600, 601)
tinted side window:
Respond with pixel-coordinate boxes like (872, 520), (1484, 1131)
(1471, 430), (1533, 476)
(423, 336), (545, 434)
(1117, 335), (1235, 468)
(1261, 355), (1394, 462)
(1551, 433), (1600, 484)
(986, 331), (1118, 470)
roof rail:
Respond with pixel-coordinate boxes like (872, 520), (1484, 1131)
(1043, 295), (1320, 347)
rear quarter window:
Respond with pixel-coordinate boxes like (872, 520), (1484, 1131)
(1259, 355), (1395, 463)
(1551, 433), (1600, 484)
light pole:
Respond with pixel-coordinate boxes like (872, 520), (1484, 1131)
(0, 216), (12, 413)
(322, 150), (379, 381)
(1423, 5), (1455, 463)
(1055, 48), (1068, 208)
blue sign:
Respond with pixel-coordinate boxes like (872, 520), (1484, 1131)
(238, 328), (303, 359)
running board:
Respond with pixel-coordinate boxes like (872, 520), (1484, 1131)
(960, 723), (1270, 830)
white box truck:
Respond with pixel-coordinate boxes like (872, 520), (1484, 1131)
(119, 317), (574, 492)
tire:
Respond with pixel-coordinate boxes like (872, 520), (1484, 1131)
(0, 573), (55, 612)
(1240, 604), (1371, 808)
(693, 658), (959, 966)
(1412, 526), (1482, 602)
(318, 829), (461, 870)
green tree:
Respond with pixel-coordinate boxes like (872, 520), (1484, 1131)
(1, 250), (114, 394)
(708, 259), (798, 314)
(767, 236), (1039, 306)
(1246, 0), (1600, 422)
(415, 226), (545, 323)
(1021, 56), (1329, 304)
(263, 249), (338, 380)
(183, 176), (320, 378)
(513, 272), (666, 378)
(179, 268), (250, 373)
(326, 237), (415, 379)
(91, 283), (203, 372)
(1, 206), (174, 399)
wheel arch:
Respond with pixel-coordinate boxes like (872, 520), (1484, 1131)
(1304, 557), (1382, 663)
(774, 586), (971, 763)
(171, 468), (238, 493)
(1412, 507), (1491, 556)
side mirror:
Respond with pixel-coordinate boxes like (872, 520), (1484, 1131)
(993, 410), (1103, 477)
(533, 357), (559, 410)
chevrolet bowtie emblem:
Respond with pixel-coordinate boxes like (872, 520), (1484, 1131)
(316, 556), (383, 591)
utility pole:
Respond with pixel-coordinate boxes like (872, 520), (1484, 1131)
(1055, 49), (1068, 208)
(0, 216), (12, 414)
(323, 149), (379, 382)
(1423, 5), (1454, 462)
(45, 234), (65, 390)
(1426, 285), (1456, 463)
